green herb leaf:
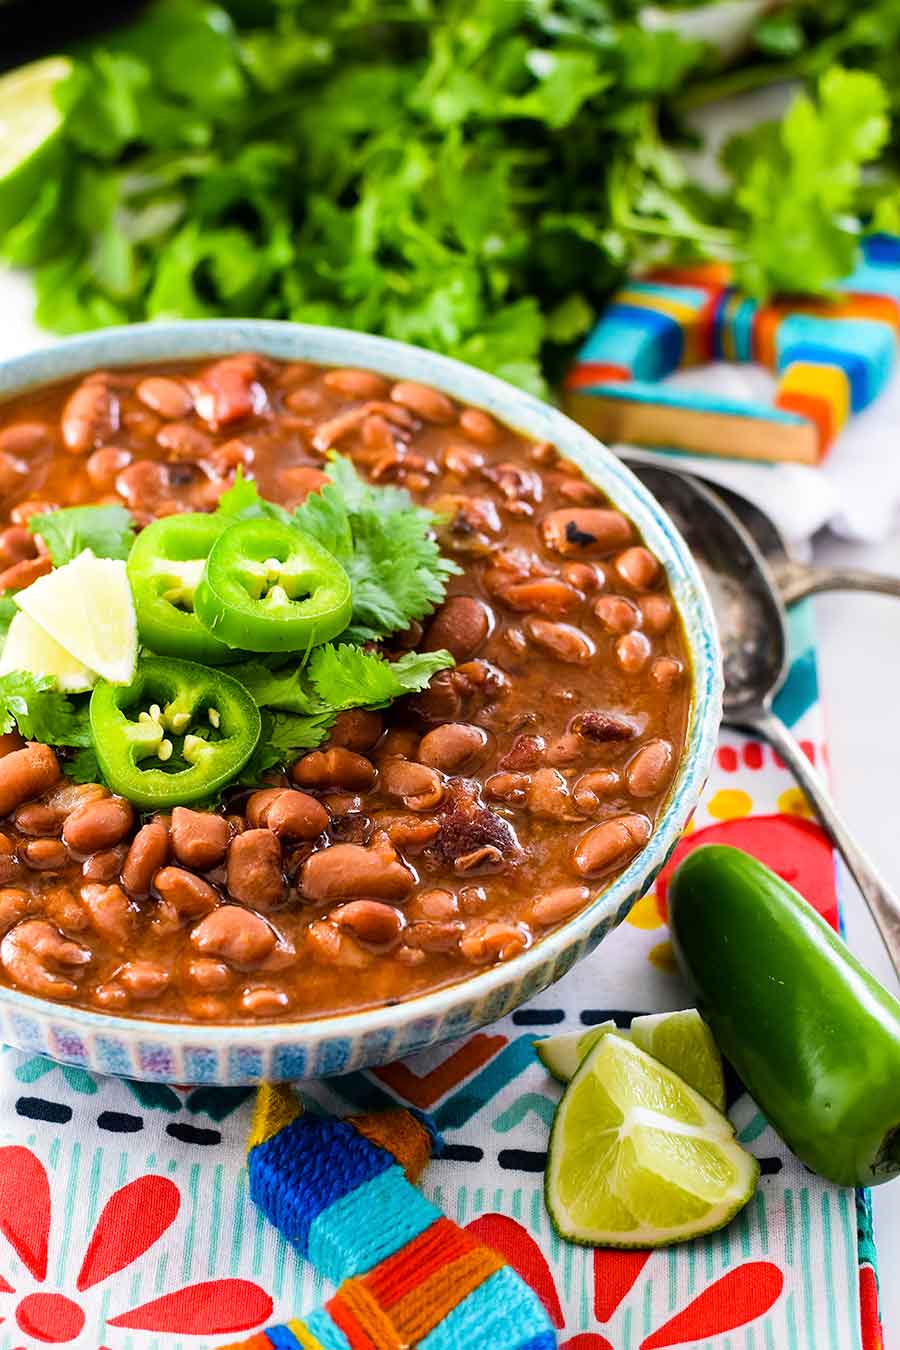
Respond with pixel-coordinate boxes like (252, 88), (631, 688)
(308, 644), (455, 710)
(0, 672), (92, 746)
(29, 505), (136, 565)
(66, 745), (103, 784)
(215, 467), (291, 524)
(225, 660), (323, 715)
(0, 595), (18, 655)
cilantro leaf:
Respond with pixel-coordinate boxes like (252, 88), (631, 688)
(0, 595), (18, 655)
(237, 708), (336, 785)
(225, 660), (323, 715)
(308, 644), (455, 710)
(0, 672), (92, 746)
(66, 746), (104, 784)
(29, 505), (136, 565)
(215, 468), (291, 524)
(293, 456), (461, 642)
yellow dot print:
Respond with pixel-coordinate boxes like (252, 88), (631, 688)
(707, 788), (752, 820)
(648, 940), (677, 973)
(778, 786), (814, 819)
(626, 891), (664, 930)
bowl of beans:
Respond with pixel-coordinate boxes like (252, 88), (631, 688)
(0, 321), (721, 1083)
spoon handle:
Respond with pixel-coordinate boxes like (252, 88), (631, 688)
(773, 561), (900, 606)
(735, 708), (900, 980)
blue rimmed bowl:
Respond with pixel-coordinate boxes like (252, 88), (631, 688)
(0, 321), (722, 1084)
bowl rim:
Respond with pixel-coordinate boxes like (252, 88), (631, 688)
(0, 318), (723, 1048)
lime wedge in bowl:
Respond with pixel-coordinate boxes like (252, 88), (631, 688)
(0, 57), (72, 235)
(16, 551), (138, 685)
(545, 1034), (758, 1248)
(0, 610), (96, 692)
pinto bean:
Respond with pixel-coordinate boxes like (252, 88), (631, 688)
(528, 884), (591, 927)
(0, 525), (37, 568)
(0, 555), (52, 590)
(573, 814), (651, 878)
(443, 444), (485, 478)
(593, 594), (639, 634)
(503, 577), (583, 616)
(193, 355), (263, 428)
(1, 920), (90, 999)
(190, 904), (277, 966)
(457, 406), (500, 444)
(63, 796), (134, 854)
(331, 900), (404, 945)
(484, 772), (530, 805)
(22, 838), (69, 871)
(525, 618), (595, 664)
(47, 781), (109, 814)
(625, 739), (674, 798)
(117, 960), (170, 1001)
(323, 368), (390, 399)
(121, 820), (169, 895)
(460, 920), (528, 964)
(641, 593), (674, 634)
(423, 596), (492, 661)
(541, 508), (632, 556)
(614, 546), (660, 591)
(418, 723), (488, 773)
(301, 837), (415, 902)
(241, 986), (291, 1016)
(86, 446), (132, 490)
(82, 846), (127, 884)
(404, 919), (464, 952)
(381, 760), (444, 811)
(572, 769), (621, 813)
(137, 376), (193, 419)
(0, 423), (50, 457)
(156, 420), (214, 461)
(292, 747), (377, 791)
(527, 769), (573, 820)
(185, 957), (233, 992)
(0, 743), (60, 816)
(80, 883), (134, 949)
(391, 380), (455, 423)
(155, 867), (219, 917)
(226, 830), (284, 908)
(328, 709), (383, 753)
(253, 789), (329, 839)
(651, 656), (684, 690)
(562, 561), (601, 593)
(615, 630), (652, 673)
(14, 803), (63, 836)
(406, 888), (458, 921)
(61, 380), (119, 453)
(170, 808), (229, 870)
(0, 451), (26, 499)
(0, 889), (30, 933)
(306, 919), (372, 968)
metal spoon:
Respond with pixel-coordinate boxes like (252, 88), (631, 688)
(624, 456), (900, 977)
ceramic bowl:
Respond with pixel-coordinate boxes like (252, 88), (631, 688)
(0, 321), (722, 1083)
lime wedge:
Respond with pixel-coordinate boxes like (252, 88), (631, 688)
(0, 610), (96, 693)
(535, 1021), (624, 1082)
(545, 1035), (758, 1248)
(0, 58), (71, 235)
(16, 551), (137, 685)
(630, 1009), (727, 1112)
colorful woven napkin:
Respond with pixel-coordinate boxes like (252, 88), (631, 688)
(0, 600), (883, 1350)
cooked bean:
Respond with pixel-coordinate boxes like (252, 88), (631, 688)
(641, 593), (674, 634)
(0, 743), (60, 816)
(0, 889), (30, 933)
(48, 781), (109, 815)
(0, 733), (23, 759)
(1, 920), (90, 999)
(329, 709), (383, 753)
(241, 986), (290, 1016)
(443, 444), (485, 478)
(593, 594), (639, 634)
(0, 423), (50, 457)
(571, 710), (637, 743)
(14, 803), (63, 836)
(277, 464), (330, 506)
(525, 618), (595, 664)
(484, 772), (530, 805)
(546, 733), (583, 767)
(63, 796), (134, 854)
(529, 884), (591, 927)
(155, 867), (219, 917)
(503, 577), (583, 617)
(246, 789), (283, 828)
(185, 957), (233, 992)
(572, 769), (621, 813)
(306, 919), (371, 968)
(61, 380), (119, 453)
(526, 768), (573, 820)
(80, 883), (134, 949)
(156, 420), (214, 461)
(405, 919), (464, 952)
(331, 900), (404, 945)
(323, 368), (389, 399)
(651, 656), (684, 690)
(381, 760), (444, 811)
(260, 790), (329, 840)
(226, 830), (284, 908)
(558, 478), (602, 505)
(573, 814), (651, 878)
(0, 555), (52, 590)
(121, 819), (169, 895)
(625, 739), (674, 798)
(381, 815), (440, 852)
(418, 722), (488, 773)
(190, 905), (276, 966)
(541, 508), (632, 556)
(23, 839), (68, 871)
(86, 446), (132, 490)
(82, 846), (127, 883)
(614, 546), (660, 591)
(0, 525), (37, 567)
(0, 451), (26, 498)
(170, 807), (230, 870)
(423, 596), (492, 661)
(292, 746), (377, 791)
(615, 630), (652, 673)
(391, 380), (455, 423)
(117, 960), (170, 1000)
(406, 888), (458, 921)
(458, 407), (499, 444)
(561, 561), (601, 592)
(137, 376), (193, 419)
(10, 498), (55, 524)
(301, 838), (415, 902)
(460, 920), (528, 964)
(193, 354), (263, 428)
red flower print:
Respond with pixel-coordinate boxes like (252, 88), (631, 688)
(0, 1145), (273, 1346)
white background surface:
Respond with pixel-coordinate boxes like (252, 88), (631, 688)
(0, 268), (898, 1339)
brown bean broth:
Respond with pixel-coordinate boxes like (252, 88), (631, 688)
(0, 356), (691, 1022)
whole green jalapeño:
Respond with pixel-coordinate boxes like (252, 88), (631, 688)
(90, 656), (261, 808)
(194, 517), (352, 652)
(127, 513), (236, 663)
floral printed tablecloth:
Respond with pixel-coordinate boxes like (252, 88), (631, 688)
(0, 601), (884, 1350)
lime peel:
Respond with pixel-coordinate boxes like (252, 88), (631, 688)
(16, 550), (138, 685)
